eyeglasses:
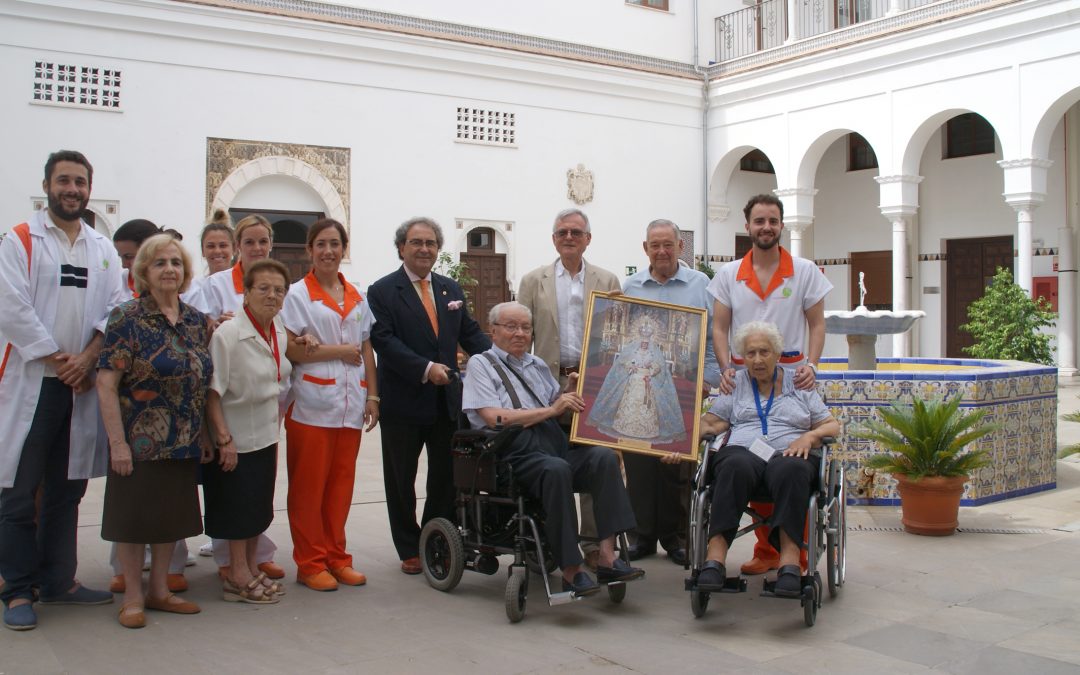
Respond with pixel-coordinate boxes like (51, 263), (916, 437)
(554, 229), (588, 239)
(406, 239), (440, 249)
(251, 284), (287, 296)
(493, 322), (532, 334)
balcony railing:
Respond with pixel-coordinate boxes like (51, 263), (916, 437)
(714, 0), (938, 62)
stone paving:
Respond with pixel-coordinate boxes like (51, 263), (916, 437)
(3, 381), (1080, 674)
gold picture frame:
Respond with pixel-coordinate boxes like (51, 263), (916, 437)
(570, 292), (707, 462)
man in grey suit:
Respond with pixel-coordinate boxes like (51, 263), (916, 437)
(517, 208), (621, 569)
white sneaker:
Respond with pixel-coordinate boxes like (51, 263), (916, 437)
(186, 552), (197, 567)
(199, 541), (213, 557)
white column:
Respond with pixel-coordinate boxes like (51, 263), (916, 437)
(887, 0), (903, 15)
(891, 215), (911, 357)
(1011, 204), (1036, 293)
(785, 0), (797, 42)
(1000, 158), (1053, 293)
(1058, 221), (1077, 377)
(773, 187), (818, 259)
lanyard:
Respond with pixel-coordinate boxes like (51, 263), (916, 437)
(751, 368), (778, 437)
(243, 306), (280, 382)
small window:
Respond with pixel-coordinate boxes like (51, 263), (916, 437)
(456, 107), (516, 147)
(467, 227), (494, 252)
(847, 133), (878, 171)
(944, 113), (995, 159)
(740, 149), (774, 174)
(626, 0), (669, 10)
(32, 61), (122, 111)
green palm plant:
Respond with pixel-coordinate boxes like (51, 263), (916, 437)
(856, 397), (998, 479)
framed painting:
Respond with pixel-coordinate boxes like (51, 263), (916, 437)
(570, 291), (707, 462)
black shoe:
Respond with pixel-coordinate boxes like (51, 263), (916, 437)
(596, 558), (645, 584)
(696, 560), (726, 591)
(667, 548), (688, 566)
(627, 542), (656, 561)
(562, 572), (600, 597)
(774, 564), (802, 597)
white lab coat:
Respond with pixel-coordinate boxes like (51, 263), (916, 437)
(0, 210), (125, 488)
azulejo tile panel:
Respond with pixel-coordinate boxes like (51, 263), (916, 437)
(819, 359), (1057, 505)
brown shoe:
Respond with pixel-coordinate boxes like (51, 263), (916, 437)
(330, 566), (367, 586)
(257, 562), (286, 580)
(400, 557), (422, 575)
(118, 601), (145, 629)
(145, 593), (200, 614)
(166, 574), (188, 593)
(297, 570), (338, 592)
(740, 556), (780, 575)
(109, 575), (125, 594)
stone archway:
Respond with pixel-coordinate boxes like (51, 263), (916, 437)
(209, 155), (347, 225)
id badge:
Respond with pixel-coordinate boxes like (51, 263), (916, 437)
(748, 436), (776, 463)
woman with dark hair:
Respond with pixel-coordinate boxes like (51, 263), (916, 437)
(184, 210), (235, 303)
(280, 218), (379, 592)
(204, 259), (293, 604)
(97, 234), (213, 628)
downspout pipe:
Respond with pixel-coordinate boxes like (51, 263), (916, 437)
(694, 0), (711, 260)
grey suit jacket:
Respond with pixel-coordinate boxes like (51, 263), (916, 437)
(517, 258), (621, 381)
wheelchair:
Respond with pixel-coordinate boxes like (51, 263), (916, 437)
(418, 423), (637, 623)
(684, 433), (846, 626)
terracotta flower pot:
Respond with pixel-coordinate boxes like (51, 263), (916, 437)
(892, 473), (968, 536)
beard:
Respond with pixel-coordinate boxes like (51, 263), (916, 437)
(47, 190), (89, 222)
(752, 233), (779, 250)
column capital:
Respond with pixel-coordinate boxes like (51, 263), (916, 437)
(773, 187), (818, 198)
(772, 187), (817, 227)
(999, 157), (1054, 199)
(1003, 192), (1045, 212)
(880, 206), (917, 220)
(875, 175), (923, 216)
(784, 215), (813, 233)
(997, 158), (1054, 171)
(873, 174), (924, 186)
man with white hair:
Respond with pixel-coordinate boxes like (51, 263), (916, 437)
(461, 301), (642, 596)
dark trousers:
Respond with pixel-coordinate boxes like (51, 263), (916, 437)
(707, 446), (817, 549)
(380, 407), (456, 560)
(623, 451), (688, 552)
(501, 420), (636, 570)
(0, 378), (87, 604)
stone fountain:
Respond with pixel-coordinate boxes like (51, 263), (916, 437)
(824, 272), (925, 370)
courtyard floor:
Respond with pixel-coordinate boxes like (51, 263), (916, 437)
(4, 381), (1080, 674)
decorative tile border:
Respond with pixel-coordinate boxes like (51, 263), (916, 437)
(819, 358), (1058, 505)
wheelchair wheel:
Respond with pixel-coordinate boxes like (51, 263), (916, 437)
(420, 517), (465, 592)
(802, 578), (819, 627)
(827, 477), (847, 598)
(504, 572), (528, 623)
(690, 589), (709, 618)
(607, 582), (626, 604)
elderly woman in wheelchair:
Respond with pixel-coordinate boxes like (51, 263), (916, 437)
(691, 321), (839, 599)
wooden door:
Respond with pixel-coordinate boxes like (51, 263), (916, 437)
(271, 243), (310, 283)
(945, 236), (1013, 357)
(849, 250), (891, 311)
(459, 253), (508, 333)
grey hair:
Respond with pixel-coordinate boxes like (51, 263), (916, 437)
(489, 301), (532, 326)
(732, 321), (784, 355)
(646, 218), (681, 238)
(394, 217), (444, 259)
(553, 208), (590, 233)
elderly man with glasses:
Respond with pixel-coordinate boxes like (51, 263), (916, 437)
(461, 301), (642, 597)
(517, 208), (622, 570)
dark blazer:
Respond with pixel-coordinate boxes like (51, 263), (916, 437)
(368, 266), (490, 425)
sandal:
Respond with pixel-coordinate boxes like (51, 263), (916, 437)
(258, 573), (286, 596)
(223, 576), (279, 605)
(774, 564), (803, 598)
(118, 601), (145, 629)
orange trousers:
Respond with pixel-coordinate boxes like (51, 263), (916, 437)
(285, 415), (362, 577)
(750, 501), (809, 569)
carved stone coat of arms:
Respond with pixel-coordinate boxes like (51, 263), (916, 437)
(566, 163), (594, 205)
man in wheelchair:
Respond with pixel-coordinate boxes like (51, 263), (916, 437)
(461, 302), (643, 597)
(693, 321), (839, 597)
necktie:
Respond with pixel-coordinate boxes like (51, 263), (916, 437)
(419, 278), (439, 337)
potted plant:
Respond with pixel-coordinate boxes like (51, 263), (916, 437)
(856, 396), (998, 536)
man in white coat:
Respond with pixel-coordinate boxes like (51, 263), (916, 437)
(0, 150), (125, 631)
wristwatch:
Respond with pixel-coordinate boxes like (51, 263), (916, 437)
(807, 362), (818, 373)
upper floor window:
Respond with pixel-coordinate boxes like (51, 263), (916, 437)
(32, 61), (122, 111)
(944, 112), (995, 159)
(456, 107), (516, 147)
(740, 149), (774, 174)
(847, 132), (878, 171)
(626, 0), (669, 10)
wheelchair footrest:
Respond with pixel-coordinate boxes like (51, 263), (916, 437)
(760, 576), (812, 599)
(547, 590), (584, 606)
(684, 576), (747, 593)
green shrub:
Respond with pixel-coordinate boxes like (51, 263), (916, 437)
(960, 267), (1056, 365)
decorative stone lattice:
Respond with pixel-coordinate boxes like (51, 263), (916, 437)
(32, 61), (121, 110)
(205, 138), (350, 222)
(456, 108), (516, 147)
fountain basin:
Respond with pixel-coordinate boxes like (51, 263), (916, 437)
(819, 357), (1057, 506)
(824, 308), (926, 370)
